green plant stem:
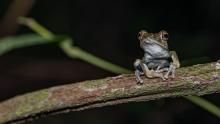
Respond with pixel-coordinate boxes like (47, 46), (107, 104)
(18, 17), (131, 74)
(0, 34), (50, 55)
(18, 17), (54, 39)
(60, 39), (131, 74)
(18, 17), (220, 118)
(184, 96), (220, 118)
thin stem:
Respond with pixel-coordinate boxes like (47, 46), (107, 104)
(18, 17), (220, 118)
(60, 39), (132, 74)
(18, 17), (54, 39)
(0, 34), (50, 55)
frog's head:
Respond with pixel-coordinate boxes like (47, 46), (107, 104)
(138, 30), (169, 49)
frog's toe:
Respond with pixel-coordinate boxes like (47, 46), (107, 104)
(136, 78), (144, 84)
(171, 72), (175, 78)
(164, 74), (169, 79)
(161, 76), (166, 80)
(164, 71), (170, 79)
(138, 80), (144, 85)
(154, 72), (166, 80)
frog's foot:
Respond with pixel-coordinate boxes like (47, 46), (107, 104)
(171, 67), (176, 78)
(165, 72), (172, 79)
(143, 68), (165, 80)
(164, 64), (176, 79)
(141, 63), (165, 80)
(155, 65), (162, 72)
(151, 70), (166, 80)
(135, 70), (144, 84)
(159, 74), (166, 80)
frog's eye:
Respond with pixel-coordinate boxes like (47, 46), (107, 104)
(160, 31), (169, 41)
(138, 32), (142, 37)
(138, 30), (148, 41)
(163, 33), (169, 40)
(138, 32), (142, 40)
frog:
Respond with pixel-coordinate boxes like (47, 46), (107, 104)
(134, 30), (180, 84)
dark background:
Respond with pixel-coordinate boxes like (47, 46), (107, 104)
(0, 0), (220, 124)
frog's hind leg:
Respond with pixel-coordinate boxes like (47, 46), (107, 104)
(170, 51), (180, 68)
(134, 59), (166, 82)
(155, 62), (169, 73)
(164, 51), (181, 79)
(141, 62), (166, 80)
(156, 67), (169, 73)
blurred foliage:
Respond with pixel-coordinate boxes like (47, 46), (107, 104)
(0, 34), (55, 55)
(181, 56), (212, 66)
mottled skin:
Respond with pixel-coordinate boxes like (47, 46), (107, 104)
(134, 30), (180, 84)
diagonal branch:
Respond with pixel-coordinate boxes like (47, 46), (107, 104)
(0, 62), (220, 123)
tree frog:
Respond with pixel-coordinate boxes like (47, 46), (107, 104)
(134, 30), (180, 84)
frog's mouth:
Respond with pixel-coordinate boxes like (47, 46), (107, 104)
(146, 38), (168, 49)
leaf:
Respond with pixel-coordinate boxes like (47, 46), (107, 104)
(0, 34), (67, 55)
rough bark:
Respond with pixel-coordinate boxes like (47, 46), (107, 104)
(0, 62), (220, 124)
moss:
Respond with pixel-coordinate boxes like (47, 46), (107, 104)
(198, 73), (213, 80)
(101, 88), (130, 100)
(178, 63), (215, 77)
(217, 70), (220, 76)
(83, 79), (109, 90)
(15, 90), (50, 116)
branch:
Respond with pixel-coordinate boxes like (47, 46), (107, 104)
(0, 62), (220, 123)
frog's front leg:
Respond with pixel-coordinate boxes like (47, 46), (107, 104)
(164, 51), (180, 78)
(164, 63), (174, 79)
(134, 59), (145, 84)
(135, 69), (143, 84)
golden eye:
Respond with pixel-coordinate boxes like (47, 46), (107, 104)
(138, 30), (148, 41)
(138, 32), (142, 38)
(163, 33), (169, 40)
(138, 32), (142, 40)
(160, 30), (169, 41)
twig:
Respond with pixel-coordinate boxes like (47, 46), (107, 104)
(0, 62), (220, 123)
